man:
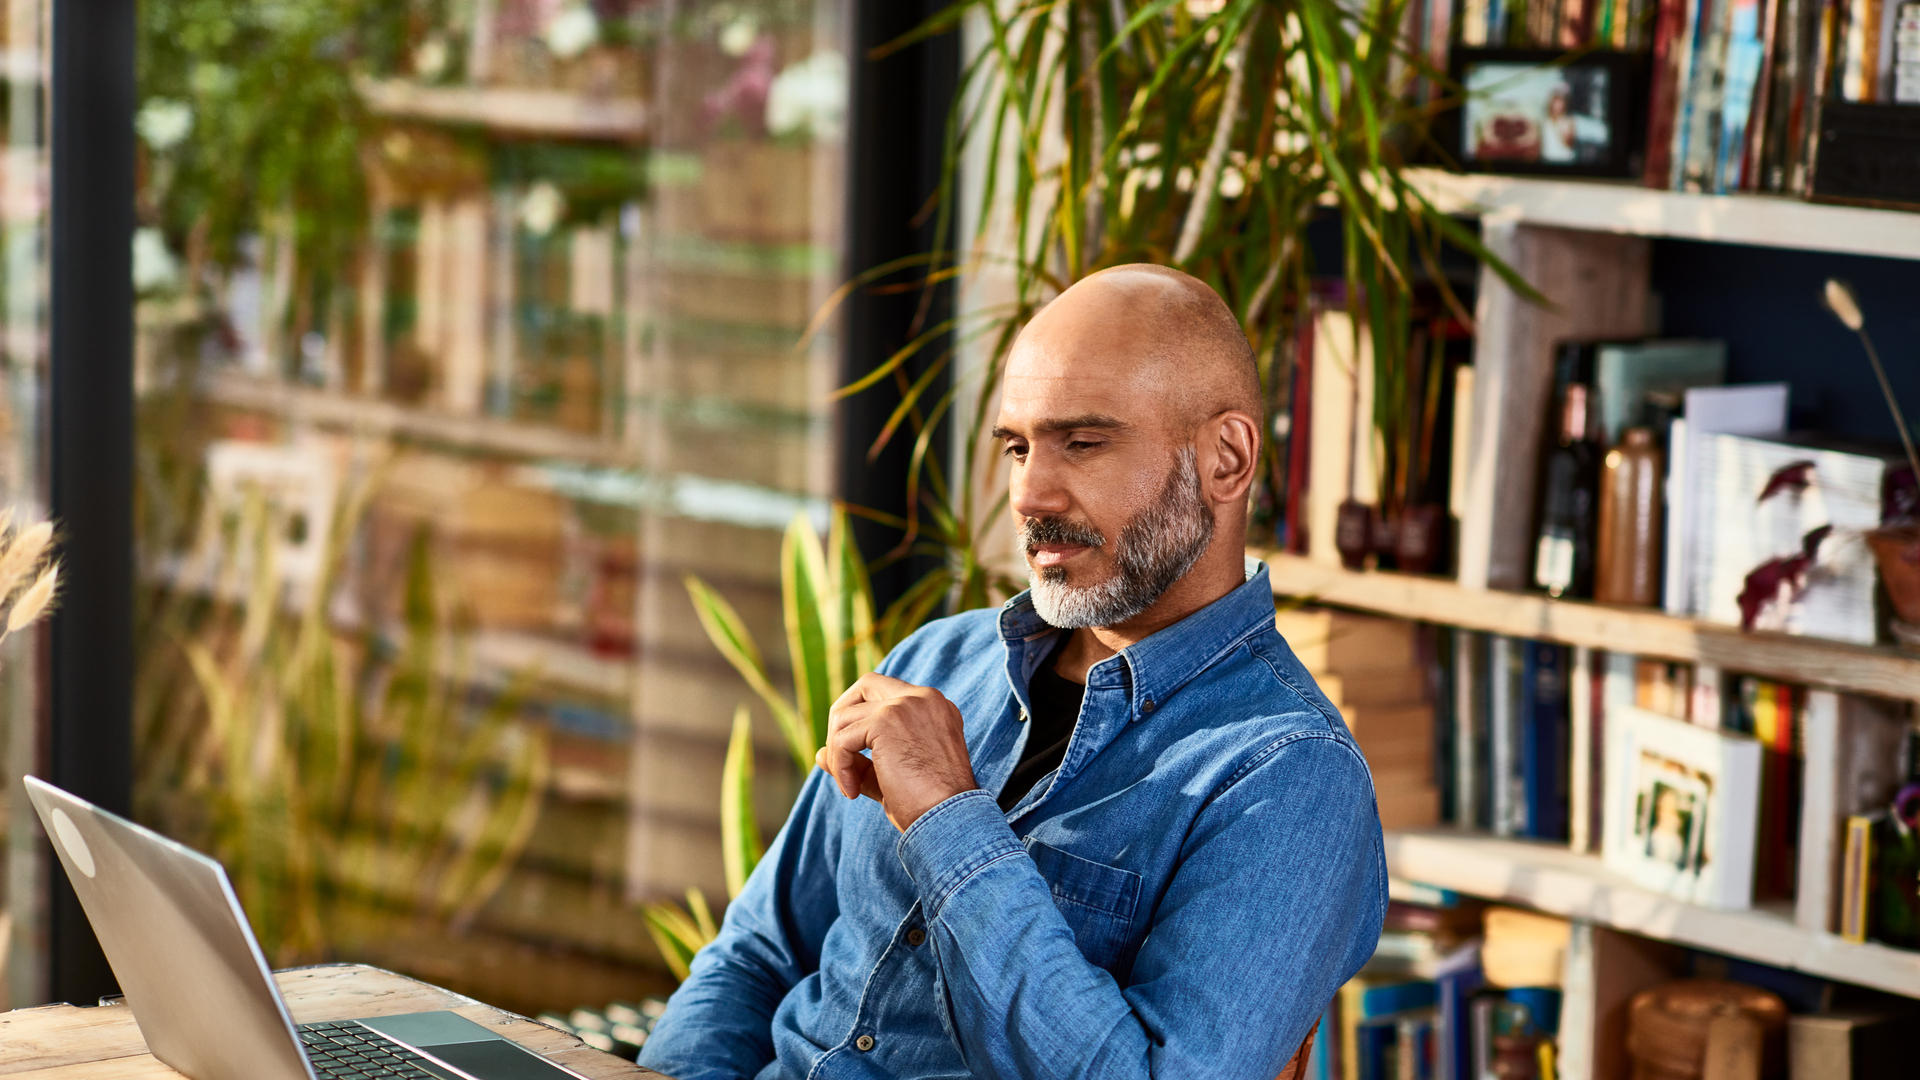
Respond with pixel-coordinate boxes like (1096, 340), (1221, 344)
(639, 265), (1386, 1080)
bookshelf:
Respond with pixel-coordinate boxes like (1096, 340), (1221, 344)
(356, 78), (649, 141)
(1384, 829), (1920, 998)
(1261, 551), (1920, 700)
(1408, 169), (1920, 260)
(1290, 169), (1920, 1073)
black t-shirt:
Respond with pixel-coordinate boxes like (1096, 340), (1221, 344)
(997, 633), (1086, 812)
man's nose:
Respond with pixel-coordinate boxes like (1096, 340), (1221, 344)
(1009, 453), (1071, 520)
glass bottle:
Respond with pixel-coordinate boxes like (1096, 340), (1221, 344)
(1534, 383), (1600, 598)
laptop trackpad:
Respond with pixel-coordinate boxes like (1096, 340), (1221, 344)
(422, 1040), (581, 1080)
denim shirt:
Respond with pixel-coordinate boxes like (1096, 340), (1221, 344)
(640, 560), (1387, 1080)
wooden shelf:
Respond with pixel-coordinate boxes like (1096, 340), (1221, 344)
(1409, 169), (1920, 262)
(357, 78), (648, 141)
(1386, 828), (1920, 998)
(204, 371), (633, 466)
(1261, 551), (1920, 700)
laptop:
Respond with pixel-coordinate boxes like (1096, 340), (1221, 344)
(25, 776), (597, 1080)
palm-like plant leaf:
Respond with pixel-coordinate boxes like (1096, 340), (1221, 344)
(720, 704), (764, 899)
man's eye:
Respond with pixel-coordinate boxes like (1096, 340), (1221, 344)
(1066, 439), (1100, 451)
(1002, 443), (1027, 459)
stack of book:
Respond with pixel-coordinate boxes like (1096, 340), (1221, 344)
(1277, 607), (1442, 829)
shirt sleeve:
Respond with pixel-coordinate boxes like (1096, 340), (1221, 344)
(895, 729), (1386, 1080)
(637, 767), (845, 1080)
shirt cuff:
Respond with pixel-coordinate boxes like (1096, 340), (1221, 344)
(896, 789), (1026, 918)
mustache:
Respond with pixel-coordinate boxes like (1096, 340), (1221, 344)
(1021, 516), (1106, 553)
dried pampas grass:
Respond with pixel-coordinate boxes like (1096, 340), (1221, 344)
(0, 515), (57, 645)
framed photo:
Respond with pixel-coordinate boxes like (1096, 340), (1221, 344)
(1602, 705), (1761, 909)
(1440, 49), (1647, 178)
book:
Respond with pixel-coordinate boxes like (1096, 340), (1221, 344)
(1841, 813), (1879, 942)
(1645, 0), (1698, 185)
(1716, 0), (1770, 190)
(1739, 678), (1802, 900)
(1434, 942), (1484, 1080)
(1602, 704), (1764, 908)
(1519, 641), (1570, 841)
(1395, 1011), (1437, 1080)
(1490, 636), (1523, 838)
(1689, 433), (1895, 645)
(1482, 908), (1571, 987)
(1569, 646), (1595, 853)
(1677, 0), (1734, 190)
(1661, 384), (1790, 616)
(1453, 630), (1492, 830)
(1739, 0), (1785, 188)
(1341, 976), (1440, 1080)
(1591, 340), (1729, 446)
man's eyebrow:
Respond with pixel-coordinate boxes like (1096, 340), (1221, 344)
(992, 414), (1130, 439)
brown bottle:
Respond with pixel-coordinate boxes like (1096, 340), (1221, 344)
(1595, 427), (1663, 606)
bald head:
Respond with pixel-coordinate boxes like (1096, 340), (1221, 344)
(1011, 264), (1261, 434)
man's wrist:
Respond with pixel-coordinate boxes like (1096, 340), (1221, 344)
(897, 790), (1024, 919)
(890, 780), (982, 833)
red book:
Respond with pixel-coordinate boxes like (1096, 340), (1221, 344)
(1741, 0), (1787, 190)
(1642, 0), (1693, 186)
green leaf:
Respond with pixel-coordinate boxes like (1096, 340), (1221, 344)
(720, 704), (764, 900)
(782, 514), (835, 757)
(685, 573), (808, 771)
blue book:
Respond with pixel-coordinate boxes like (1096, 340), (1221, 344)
(1519, 641), (1569, 842)
(1434, 943), (1483, 1080)
(1356, 1015), (1399, 1080)
(1361, 980), (1437, 1017)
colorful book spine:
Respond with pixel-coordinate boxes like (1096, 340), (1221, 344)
(1520, 641), (1570, 841)
(1840, 812), (1878, 942)
(1645, 0), (1695, 185)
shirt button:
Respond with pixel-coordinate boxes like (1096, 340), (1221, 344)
(856, 1035), (876, 1052)
(906, 927), (926, 946)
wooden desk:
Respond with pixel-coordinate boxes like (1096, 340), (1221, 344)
(0, 964), (666, 1080)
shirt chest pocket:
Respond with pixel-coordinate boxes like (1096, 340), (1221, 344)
(1025, 840), (1142, 973)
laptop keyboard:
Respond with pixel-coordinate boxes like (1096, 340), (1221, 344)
(298, 1021), (445, 1080)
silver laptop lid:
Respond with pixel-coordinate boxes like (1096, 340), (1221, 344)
(24, 776), (314, 1080)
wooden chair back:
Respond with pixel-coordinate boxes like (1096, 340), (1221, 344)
(1275, 1024), (1317, 1080)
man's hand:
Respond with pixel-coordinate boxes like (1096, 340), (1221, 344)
(814, 672), (980, 832)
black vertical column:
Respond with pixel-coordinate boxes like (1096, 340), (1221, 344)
(47, 0), (136, 1004)
(840, 0), (959, 615)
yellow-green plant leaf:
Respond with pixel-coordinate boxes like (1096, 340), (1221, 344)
(827, 506), (882, 686)
(720, 704), (764, 900)
(685, 886), (718, 940)
(641, 899), (713, 982)
(685, 573), (809, 771)
(781, 514), (834, 756)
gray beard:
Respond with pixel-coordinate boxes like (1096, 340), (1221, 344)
(1025, 446), (1215, 629)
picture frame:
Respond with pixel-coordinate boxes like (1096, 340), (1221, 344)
(1602, 704), (1762, 909)
(1438, 49), (1649, 179)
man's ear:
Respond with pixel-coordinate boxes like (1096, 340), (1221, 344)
(1201, 409), (1261, 507)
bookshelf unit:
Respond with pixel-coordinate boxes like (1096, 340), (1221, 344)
(1285, 172), (1920, 1074)
(1408, 169), (1920, 260)
(1384, 830), (1920, 998)
(1262, 551), (1920, 700)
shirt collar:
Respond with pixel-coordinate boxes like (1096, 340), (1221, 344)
(997, 556), (1275, 722)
